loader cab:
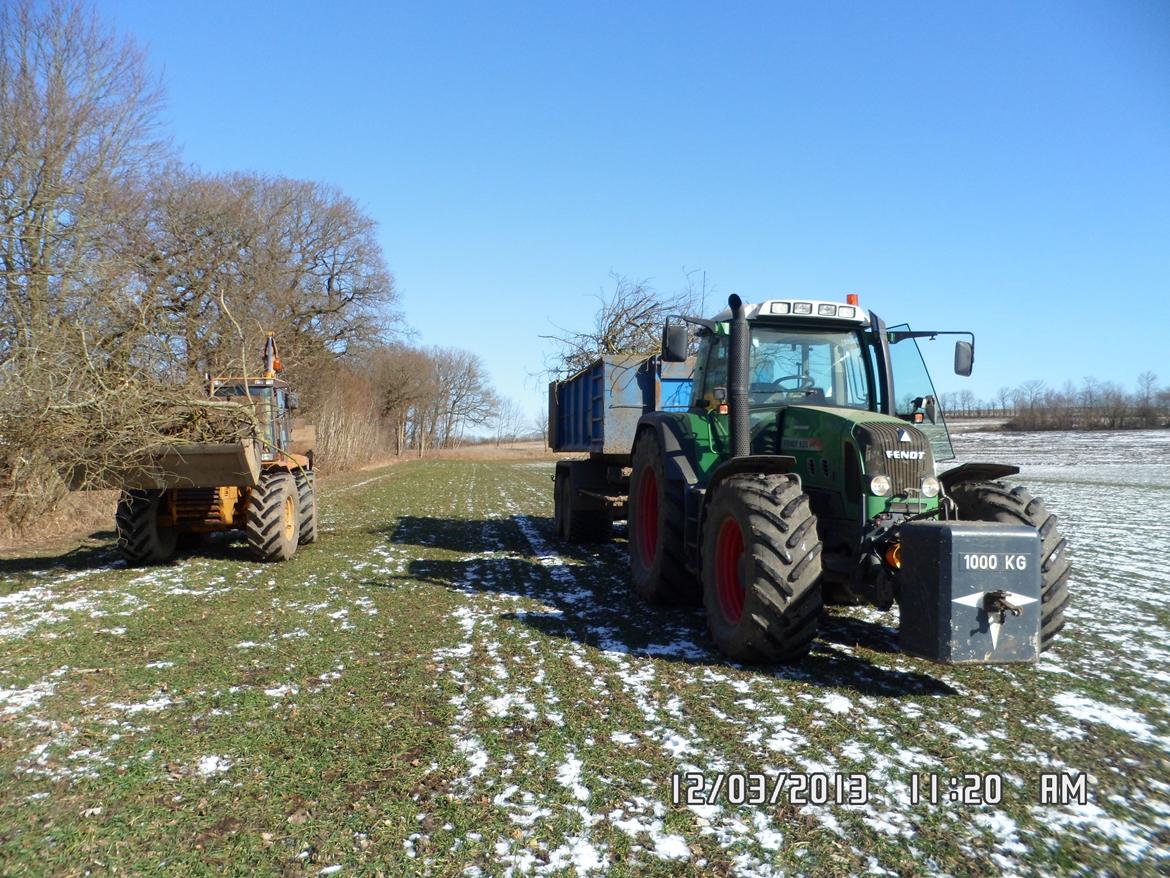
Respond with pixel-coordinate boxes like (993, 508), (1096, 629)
(211, 378), (293, 458)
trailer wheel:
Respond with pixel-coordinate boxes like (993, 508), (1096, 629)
(948, 480), (1070, 651)
(554, 465), (610, 543)
(115, 490), (177, 566)
(246, 473), (299, 562)
(701, 473), (823, 663)
(628, 433), (698, 603)
(295, 471), (318, 545)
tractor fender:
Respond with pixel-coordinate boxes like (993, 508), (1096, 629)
(938, 462), (1021, 492)
(704, 455), (799, 499)
(634, 413), (701, 489)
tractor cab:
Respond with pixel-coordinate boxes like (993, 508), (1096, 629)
(680, 296), (970, 466)
(209, 334), (302, 463)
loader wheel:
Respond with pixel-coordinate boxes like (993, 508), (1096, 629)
(629, 432), (697, 603)
(246, 473), (299, 562)
(296, 471), (318, 545)
(115, 490), (177, 566)
(554, 466), (610, 543)
(701, 473), (823, 663)
(948, 481), (1070, 651)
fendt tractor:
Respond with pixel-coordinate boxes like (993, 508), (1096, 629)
(111, 334), (318, 565)
(549, 295), (1070, 665)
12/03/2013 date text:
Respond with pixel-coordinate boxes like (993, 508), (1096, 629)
(671, 772), (869, 807)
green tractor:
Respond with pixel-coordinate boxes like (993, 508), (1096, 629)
(550, 295), (1070, 664)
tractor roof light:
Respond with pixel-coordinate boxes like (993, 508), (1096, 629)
(846, 293), (859, 305)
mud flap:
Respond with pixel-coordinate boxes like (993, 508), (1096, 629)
(898, 521), (1041, 664)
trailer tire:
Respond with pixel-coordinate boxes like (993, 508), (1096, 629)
(629, 432), (698, 603)
(296, 471), (318, 545)
(948, 480), (1070, 651)
(554, 466), (610, 543)
(701, 473), (823, 663)
(246, 473), (300, 562)
(115, 490), (178, 566)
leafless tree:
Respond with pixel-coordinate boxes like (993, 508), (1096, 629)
(541, 272), (700, 377)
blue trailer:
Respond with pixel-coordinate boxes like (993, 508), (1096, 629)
(549, 354), (694, 541)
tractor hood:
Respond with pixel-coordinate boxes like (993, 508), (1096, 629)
(774, 404), (935, 507)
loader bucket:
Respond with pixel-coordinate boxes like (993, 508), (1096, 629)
(68, 440), (261, 490)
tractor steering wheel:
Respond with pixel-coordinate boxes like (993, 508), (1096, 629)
(770, 374), (816, 392)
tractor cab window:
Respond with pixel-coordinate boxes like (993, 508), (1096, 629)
(747, 327), (873, 410)
(213, 383), (281, 451)
(887, 324), (955, 461)
(695, 335), (729, 410)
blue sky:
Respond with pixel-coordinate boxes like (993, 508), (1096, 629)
(102, 0), (1169, 418)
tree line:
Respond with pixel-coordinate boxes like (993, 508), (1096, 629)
(939, 373), (1169, 431)
(0, 0), (500, 525)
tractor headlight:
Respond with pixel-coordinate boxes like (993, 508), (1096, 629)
(920, 476), (940, 498)
(869, 475), (892, 497)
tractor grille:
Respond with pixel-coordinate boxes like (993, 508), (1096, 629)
(174, 488), (225, 524)
(854, 421), (933, 494)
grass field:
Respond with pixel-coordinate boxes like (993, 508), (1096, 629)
(2, 431), (1168, 877)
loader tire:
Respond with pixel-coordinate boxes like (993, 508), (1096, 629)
(115, 490), (177, 566)
(246, 473), (299, 562)
(701, 473), (823, 663)
(554, 466), (610, 543)
(948, 480), (1070, 651)
(296, 471), (319, 545)
(629, 432), (698, 603)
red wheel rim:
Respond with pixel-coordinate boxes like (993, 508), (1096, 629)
(715, 517), (746, 624)
(636, 468), (658, 568)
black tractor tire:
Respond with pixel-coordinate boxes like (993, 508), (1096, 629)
(246, 473), (300, 562)
(948, 480), (1070, 651)
(628, 432), (698, 603)
(701, 473), (823, 663)
(295, 471), (319, 545)
(554, 466), (611, 543)
(115, 490), (178, 566)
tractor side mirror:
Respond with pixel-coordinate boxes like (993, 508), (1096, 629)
(954, 340), (974, 376)
(287, 392), (300, 411)
(661, 323), (688, 363)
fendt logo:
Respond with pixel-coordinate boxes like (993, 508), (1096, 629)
(885, 449), (926, 460)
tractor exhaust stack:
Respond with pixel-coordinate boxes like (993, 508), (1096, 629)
(727, 294), (750, 458)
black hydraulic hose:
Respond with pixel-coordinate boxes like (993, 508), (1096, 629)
(727, 294), (750, 458)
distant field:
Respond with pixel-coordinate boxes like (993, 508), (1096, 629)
(1, 431), (1168, 876)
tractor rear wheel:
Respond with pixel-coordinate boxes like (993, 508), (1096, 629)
(115, 490), (177, 566)
(246, 473), (299, 562)
(701, 473), (823, 663)
(628, 432), (697, 603)
(295, 471), (319, 545)
(554, 465), (610, 543)
(948, 480), (1070, 651)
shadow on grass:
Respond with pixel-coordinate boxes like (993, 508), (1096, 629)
(378, 514), (955, 697)
(0, 532), (122, 581)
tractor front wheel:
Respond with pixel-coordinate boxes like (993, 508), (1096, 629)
(701, 473), (823, 663)
(628, 432), (696, 603)
(948, 480), (1070, 651)
(115, 490), (177, 566)
(246, 473), (300, 562)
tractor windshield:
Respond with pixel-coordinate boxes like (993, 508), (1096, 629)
(746, 326), (874, 410)
(212, 383), (282, 451)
